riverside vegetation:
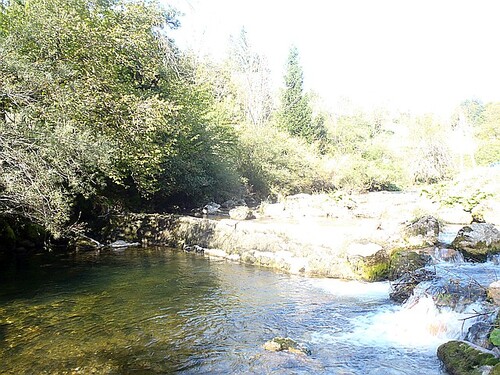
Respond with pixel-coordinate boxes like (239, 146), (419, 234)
(1, 0), (499, 249)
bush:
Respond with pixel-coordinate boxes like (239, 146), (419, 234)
(237, 124), (333, 198)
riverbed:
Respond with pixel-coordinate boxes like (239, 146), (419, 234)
(0, 248), (495, 374)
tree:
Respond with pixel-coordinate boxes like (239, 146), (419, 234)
(276, 46), (315, 140)
(0, 0), (240, 236)
(475, 102), (500, 165)
(229, 28), (273, 127)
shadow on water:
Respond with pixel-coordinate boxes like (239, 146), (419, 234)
(0, 248), (233, 374)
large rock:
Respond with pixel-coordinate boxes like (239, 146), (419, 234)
(229, 206), (255, 220)
(389, 250), (431, 280)
(402, 215), (440, 247)
(260, 193), (352, 220)
(72, 235), (103, 251)
(452, 223), (500, 262)
(346, 243), (391, 281)
(437, 340), (500, 375)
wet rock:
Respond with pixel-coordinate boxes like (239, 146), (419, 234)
(389, 250), (432, 280)
(108, 240), (140, 249)
(402, 215), (440, 247)
(389, 268), (436, 303)
(466, 320), (496, 350)
(437, 340), (500, 375)
(434, 247), (465, 262)
(263, 337), (311, 355)
(427, 277), (488, 311)
(183, 244), (204, 253)
(452, 223), (500, 262)
(488, 281), (500, 306)
(202, 202), (221, 215)
(229, 206), (255, 220)
(72, 235), (103, 251)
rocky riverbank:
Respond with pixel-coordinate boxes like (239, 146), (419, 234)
(94, 191), (499, 282)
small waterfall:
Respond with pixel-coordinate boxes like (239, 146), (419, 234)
(312, 242), (498, 353)
(346, 294), (484, 349)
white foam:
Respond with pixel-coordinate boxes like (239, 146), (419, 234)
(309, 278), (390, 300)
(349, 296), (483, 349)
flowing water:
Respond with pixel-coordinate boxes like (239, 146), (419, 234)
(0, 246), (497, 374)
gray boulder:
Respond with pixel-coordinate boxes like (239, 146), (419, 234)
(402, 215), (440, 247)
(452, 223), (500, 262)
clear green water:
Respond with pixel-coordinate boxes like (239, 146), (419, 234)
(0, 248), (445, 374)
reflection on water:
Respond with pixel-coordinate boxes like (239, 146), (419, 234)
(0, 248), (448, 374)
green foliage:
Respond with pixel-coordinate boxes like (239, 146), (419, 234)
(0, 0), (241, 236)
(475, 102), (500, 166)
(324, 111), (406, 192)
(491, 328), (500, 347)
(276, 46), (321, 141)
(422, 179), (494, 213)
(237, 124), (333, 198)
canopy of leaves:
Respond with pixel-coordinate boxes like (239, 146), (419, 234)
(0, 0), (239, 236)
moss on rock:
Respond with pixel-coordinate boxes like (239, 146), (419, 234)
(350, 249), (391, 282)
(437, 340), (500, 375)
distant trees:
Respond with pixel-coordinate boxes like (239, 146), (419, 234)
(475, 102), (500, 165)
(229, 29), (273, 127)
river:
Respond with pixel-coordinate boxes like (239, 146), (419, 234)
(0, 247), (497, 374)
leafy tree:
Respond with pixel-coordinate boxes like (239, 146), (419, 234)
(0, 0), (239, 236)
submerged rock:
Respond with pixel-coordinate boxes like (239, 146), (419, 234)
(263, 337), (311, 356)
(108, 240), (140, 249)
(437, 340), (500, 375)
(452, 223), (500, 262)
(466, 320), (497, 350)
